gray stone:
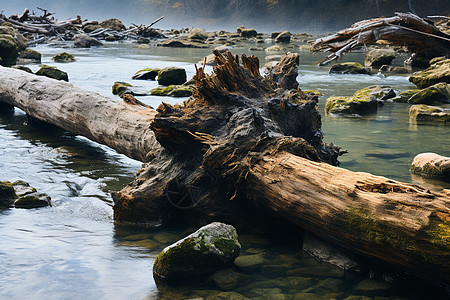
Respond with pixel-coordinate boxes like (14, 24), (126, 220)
(240, 28), (257, 38)
(153, 222), (241, 283)
(73, 34), (103, 48)
(330, 62), (370, 75)
(275, 31), (291, 43)
(409, 104), (450, 123)
(189, 28), (208, 41)
(234, 253), (265, 272)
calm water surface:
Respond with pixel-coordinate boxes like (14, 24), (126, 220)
(0, 41), (449, 299)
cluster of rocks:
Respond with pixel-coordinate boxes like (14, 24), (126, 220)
(113, 66), (193, 98)
(0, 180), (51, 209)
(115, 221), (400, 300)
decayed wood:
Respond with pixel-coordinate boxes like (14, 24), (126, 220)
(0, 66), (159, 162)
(244, 151), (450, 282)
(312, 12), (450, 65)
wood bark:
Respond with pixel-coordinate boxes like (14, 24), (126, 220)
(312, 12), (450, 65)
(0, 66), (159, 162)
(0, 51), (449, 282)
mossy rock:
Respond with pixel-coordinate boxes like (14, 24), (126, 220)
(325, 92), (376, 115)
(153, 222), (241, 283)
(409, 104), (450, 123)
(233, 253), (266, 272)
(408, 82), (450, 104)
(0, 181), (18, 208)
(392, 89), (420, 103)
(0, 26), (27, 50)
(18, 48), (41, 63)
(99, 18), (126, 31)
(0, 35), (19, 66)
(132, 68), (160, 80)
(410, 152), (450, 179)
(14, 193), (51, 209)
(151, 85), (192, 97)
(409, 59), (450, 88)
(157, 66), (187, 86)
(364, 48), (396, 68)
(330, 62), (370, 75)
(302, 277), (345, 295)
(52, 52), (76, 63)
(112, 81), (133, 97)
(35, 65), (69, 82)
(11, 65), (32, 73)
(82, 24), (102, 33)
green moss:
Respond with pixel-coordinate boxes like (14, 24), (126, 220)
(151, 86), (174, 96)
(151, 85), (192, 97)
(112, 81), (132, 96)
(154, 237), (199, 278)
(409, 59), (450, 88)
(0, 181), (18, 206)
(341, 207), (416, 252)
(0, 35), (19, 66)
(214, 238), (240, 257)
(51, 52), (75, 62)
(428, 222), (450, 250)
(303, 90), (323, 96)
(36, 65), (69, 81)
(410, 160), (450, 178)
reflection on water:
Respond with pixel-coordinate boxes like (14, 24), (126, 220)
(0, 41), (449, 299)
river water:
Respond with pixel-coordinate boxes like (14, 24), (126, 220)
(0, 41), (449, 299)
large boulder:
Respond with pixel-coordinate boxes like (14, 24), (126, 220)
(35, 65), (69, 81)
(364, 49), (396, 68)
(409, 104), (450, 123)
(329, 62), (370, 75)
(411, 153), (450, 179)
(325, 85), (391, 115)
(73, 34), (103, 48)
(240, 28), (257, 38)
(153, 222), (241, 283)
(0, 25), (28, 66)
(99, 18), (126, 31)
(189, 28), (208, 42)
(408, 82), (450, 104)
(275, 31), (291, 43)
(52, 52), (76, 63)
(0, 181), (17, 208)
(409, 58), (450, 88)
(157, 66), (187, 86)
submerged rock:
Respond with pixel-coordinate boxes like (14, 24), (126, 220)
(409, 104), (450, 123)
(233, 253), (266, 272)
(329, 62), (370, 75)
(0, 181), (17, 208)
(353, 278), (393, 296)
(35, 65), (69, 81)
(364, 48), (396, 68)
(52, 52), (76, 63)
(212, 268), (241, 290)
(132, 68), (160, 80)
(14, 193), (51, 209)
(157, 66), (187, 86)
(153, 222), (241, 283)
(411, 153), (450, 179)
(409, 58), (450, 88)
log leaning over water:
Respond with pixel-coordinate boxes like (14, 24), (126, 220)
(0, 51), (449, 283)
(0, 66), (159, 162)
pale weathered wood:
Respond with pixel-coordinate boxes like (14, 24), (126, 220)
(244, 151), (450, 282)
(0, 66), (159, 162)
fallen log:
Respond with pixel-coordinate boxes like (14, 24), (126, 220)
(0, 66), (159, 162)
(0, 51), (449, 283)
(312, 12), (450, 65)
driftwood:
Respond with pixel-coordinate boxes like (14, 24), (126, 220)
(312, 12), (450, 65)
(0, 51), (449, 282)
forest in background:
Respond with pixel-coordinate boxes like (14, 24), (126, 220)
(2, 0), (450, 32)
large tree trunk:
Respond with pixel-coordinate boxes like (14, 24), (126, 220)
(0, 66), (159, 161)
(0, 51), (449, 283)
